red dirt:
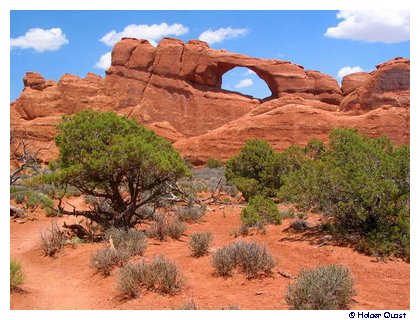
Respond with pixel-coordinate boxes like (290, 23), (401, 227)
(10, 198), (409, 310)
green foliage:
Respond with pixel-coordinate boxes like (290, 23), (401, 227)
(49, 110), (190, 229)
(226, 139), (275, 182)
(189, 232), (213, 257)
(226, 139), (308, 198)
(10, 260), (24, 289)
(230, 177), (260, 201)
(279, 129), (409, 259)
(285, 265), (356, 310)
(117, 255), (183, 298)
(207, 158), (223, 168)
(10, 185), (55, 215)
(241, 195), (281, 227)
(211, 240), (276, 278)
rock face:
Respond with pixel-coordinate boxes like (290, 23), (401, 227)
(340, 57), (410, 112)
(10, 38), (409, 163)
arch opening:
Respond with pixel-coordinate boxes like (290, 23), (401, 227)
(220, 66), (273, 100)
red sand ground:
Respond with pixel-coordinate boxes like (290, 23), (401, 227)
(10, 197), (409, 310)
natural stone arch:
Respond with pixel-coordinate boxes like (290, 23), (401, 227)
(219, 66), (273, 100)
(216, 62), (278, 100)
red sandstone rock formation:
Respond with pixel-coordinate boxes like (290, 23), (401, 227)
(10, 38), (409, 163)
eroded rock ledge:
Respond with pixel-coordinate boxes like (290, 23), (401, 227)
(11, 38), (409, 163)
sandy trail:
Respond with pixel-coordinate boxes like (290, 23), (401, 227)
(11, 199), (410, 310)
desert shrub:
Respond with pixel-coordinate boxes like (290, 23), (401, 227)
(176, 204), (206, 223)
(146, 214), (169, 240)
(221, 304), (240, 310)
(46, 110), (190, 229)
(105, 228), (148, 257)
(231, 241), (276, 278)
(230, 224), (250, 238)
(91, 228), (147, 275)
(90, 247), (119, 276)
(285, 264), (356, 310)
(212, 246), (236, 277)
(10, 188), (54, 214)
(212, 240), (275, 278)
(280, 208), (296, 219)
(180, 298), (199, 310)
(189, 232), (213, 257)
(117, 262), (145, 297)
(230, 177), (260, 201)
(40, 221), (64, 257)
(118, 255), (183, 298)
(225, 139), (309, 198)
(279, 129), (410, 259)
(10, 260), (24, 289)
(167, 219), (187, 240)
(226, 139), (275, 183)
(207, 158), (223, 168)
(290, 219), (309, 231)
(241, 194), (281, 227)
(146, 214), (186, 241)
(259, 146), (307, 196)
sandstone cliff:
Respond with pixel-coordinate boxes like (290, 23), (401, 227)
(10, 38), (409, 163)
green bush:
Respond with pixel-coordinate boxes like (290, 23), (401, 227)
(47, 110), (190, 229)
(207, 158), (223, 168)
(285, 264), (356, 310)
(241, 194), (281, 227)
(10, 260), (24, 289)
(231, 177), (260, 201)
(225, 139), (309, 198)
(189, 232), (213, 257)
(117, 255), (183, 298)
(279, 129), (409, 259)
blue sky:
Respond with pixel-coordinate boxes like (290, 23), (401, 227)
(10, 10), (410, 100)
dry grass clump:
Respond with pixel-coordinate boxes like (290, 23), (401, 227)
(212, 240), (275, 278)
(91, 228), (148, 276)
(146, 213), (186, 241)
(189, 232), (213, 257)
(285, 264), (356, 310)
(117, 255), (184, 298)
(176, 204), (206, 223)
(10, 260), (24, 290)
(40, 221), (65, 257)
(289, 219), (309, 231)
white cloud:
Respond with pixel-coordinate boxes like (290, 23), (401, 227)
(241, 69), (256, 76)
(94, 51), (112, 70)
(11, 27), (69, 52)
(235, 78), (253, 89)
(100, 23), (189, 46)
(325, 10), (409, 43)
(337, 66), (365, 80)
(199, 27), (248, 45)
